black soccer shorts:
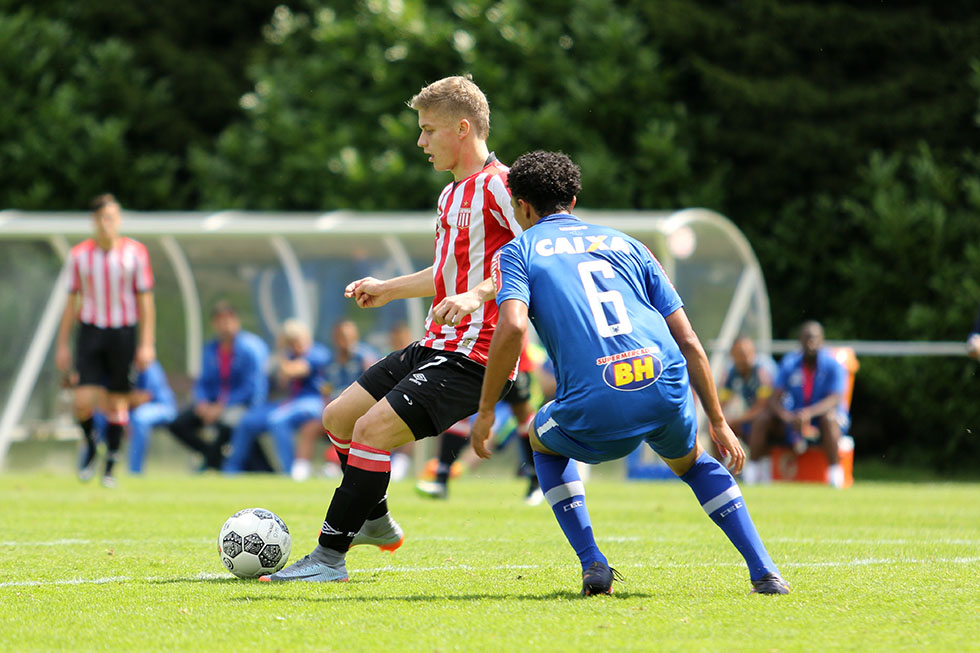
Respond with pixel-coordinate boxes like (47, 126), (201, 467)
(357, 342), (511, 440)
(502, 370), (532, 405)
(75, 323), (137, 393)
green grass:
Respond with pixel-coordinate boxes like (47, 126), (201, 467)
(1, 473), (978, 652)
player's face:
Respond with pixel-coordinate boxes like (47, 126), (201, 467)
(731, 339), (755, 373)
(799, 324), (823, 358)
(212, 312), (241, 342)
(92, 202), (121, 242)
(416, 108), (461, 174)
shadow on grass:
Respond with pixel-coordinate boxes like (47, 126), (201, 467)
(225, 588), (656, 602)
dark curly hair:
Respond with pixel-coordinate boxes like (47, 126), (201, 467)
(507, 151), (581, 218)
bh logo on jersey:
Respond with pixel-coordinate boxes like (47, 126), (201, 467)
(600, 351), (663, 391)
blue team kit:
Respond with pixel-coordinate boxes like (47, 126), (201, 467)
(494, 213), (697, 462)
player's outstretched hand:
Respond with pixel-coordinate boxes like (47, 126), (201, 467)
(709, 419), (745, 474)
(433, 290), (483, 326)
(345, 277), (390, 309)
(470, 410), (496, 459)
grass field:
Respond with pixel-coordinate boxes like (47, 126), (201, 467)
(2, 472), (978, 652)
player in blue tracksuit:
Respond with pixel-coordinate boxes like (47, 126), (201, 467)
(471, 151), (788, 596)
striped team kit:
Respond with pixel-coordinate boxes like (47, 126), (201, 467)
(68, 237), (154, 392)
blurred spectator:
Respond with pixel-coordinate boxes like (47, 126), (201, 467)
(124, 360), (177, 474)
(745, 321), (849, 488)
(166, 301), (270, 470)
(968, 304), (980, 360)
(718, 337), (777, 441)
(224, 319), (330, 474)
(290, 319), (379, 481)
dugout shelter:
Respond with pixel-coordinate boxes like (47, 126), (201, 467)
(0, 208), (771, 469)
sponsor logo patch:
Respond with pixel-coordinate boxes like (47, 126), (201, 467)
(601, 351), (663, 391)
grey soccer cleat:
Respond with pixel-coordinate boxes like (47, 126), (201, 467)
(260, 552), (348, 583)
(750, 572), (790, 595)
(351, 515), (405, 552)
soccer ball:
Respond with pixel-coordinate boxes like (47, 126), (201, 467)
(218, 508), (292, 579)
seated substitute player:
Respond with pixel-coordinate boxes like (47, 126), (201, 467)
(967, 303), (980, 360)
(745, 320), (849, 488)
(223, 319), (330, 474)
(471, 151), (788, 596)
(123, 359), (178, 474)
(718, 336), (777, 442)
(290, 319), (379, 481)
(262, 75), (521, 583)
(167, 301), (270, 471)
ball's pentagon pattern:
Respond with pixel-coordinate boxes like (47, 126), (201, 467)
(259, 543), (282, 568)
(217, 508), (292, 579)
(222, 531), (244, 558)
(243, 533), (264, 555)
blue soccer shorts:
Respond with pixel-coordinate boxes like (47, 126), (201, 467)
(533, 392), (698, 464)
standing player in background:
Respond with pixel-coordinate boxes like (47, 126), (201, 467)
(264, 75), (521, 583)
(416, 334), (542, 503)
(55, 193), (156, 488)
(472, 151), (788, 596)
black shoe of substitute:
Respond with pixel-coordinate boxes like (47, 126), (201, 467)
(581, 561), (622, 596)
(750, 572), (790, 595)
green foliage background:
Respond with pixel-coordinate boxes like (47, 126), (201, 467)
(2, 0), (979, 469)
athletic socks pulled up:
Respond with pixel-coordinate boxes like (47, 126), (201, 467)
(328, 431), (389, 520)
(680, 452), (778, 581)
(318, 442), (391, 553)
(533, 450), (606, 572)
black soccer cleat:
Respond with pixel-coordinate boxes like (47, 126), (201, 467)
(581, 560), (622, 596)
(750, 572), (790, 595)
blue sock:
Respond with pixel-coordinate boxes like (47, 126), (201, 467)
(533, 451), (606, 571)
(680, 452), (778, 580)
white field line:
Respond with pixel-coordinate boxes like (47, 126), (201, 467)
(2, 557), (979, 589)
(4, 536), (979, 547)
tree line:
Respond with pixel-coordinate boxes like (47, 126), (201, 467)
(2, 0), (978, 470)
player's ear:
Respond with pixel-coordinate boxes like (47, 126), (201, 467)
(570, 196), (577, 210)
(457, 118), (471, 138)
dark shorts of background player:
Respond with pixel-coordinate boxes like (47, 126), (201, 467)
(357, 342), (512, 440)
(502, 370), (532, 405)
(75, 323), (137, 393)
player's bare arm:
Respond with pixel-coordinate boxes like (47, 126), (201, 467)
(135, 291), (156, 370)
(433, 277), (497, 326)
(665, 308), (745, 473)
(792, 392), (841, 428)
(472, 298), (528, 459)
(344, 266), (435, 309)
(55, 292), (81, 373)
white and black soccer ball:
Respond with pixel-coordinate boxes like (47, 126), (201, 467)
(218, 508), (291, 579)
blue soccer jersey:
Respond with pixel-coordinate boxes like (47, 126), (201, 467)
(493, 213), (689, 439)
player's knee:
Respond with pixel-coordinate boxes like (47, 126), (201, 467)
(321, 401), (351, 438)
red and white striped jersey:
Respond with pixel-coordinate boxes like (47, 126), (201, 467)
(67, 237), (154, 328)
(419, 156), (522, 365)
